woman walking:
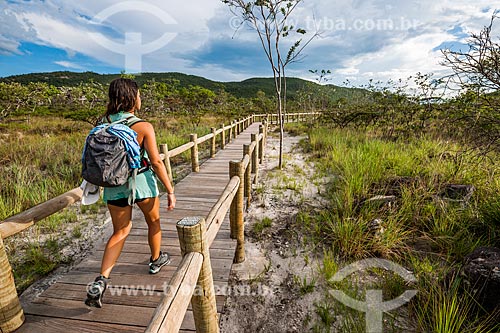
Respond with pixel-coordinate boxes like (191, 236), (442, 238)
(85, 78), (176, 308)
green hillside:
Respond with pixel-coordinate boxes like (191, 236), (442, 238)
(0, 71), (356, 100)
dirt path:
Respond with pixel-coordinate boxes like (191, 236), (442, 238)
(220, 129), (329, 332)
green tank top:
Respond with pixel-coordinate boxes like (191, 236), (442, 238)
(102, 112), (159, 203)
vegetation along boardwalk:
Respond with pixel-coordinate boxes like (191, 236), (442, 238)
(0, 114), (316, 332)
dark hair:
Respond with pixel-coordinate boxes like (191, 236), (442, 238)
(106, 78), (139, 118)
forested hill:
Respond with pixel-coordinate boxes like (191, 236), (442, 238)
(0, 71), (356, 99)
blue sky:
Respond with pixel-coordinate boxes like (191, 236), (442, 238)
(0, 0), (498, 86)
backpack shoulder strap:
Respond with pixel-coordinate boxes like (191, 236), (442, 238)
(125, 115), (145, 128)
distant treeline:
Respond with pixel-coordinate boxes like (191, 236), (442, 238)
(0, 71), (356, 100)
(0, 71), (363, 126)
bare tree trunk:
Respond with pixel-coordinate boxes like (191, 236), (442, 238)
(278, 91), (283, 169)
(280, 66), (287, 170)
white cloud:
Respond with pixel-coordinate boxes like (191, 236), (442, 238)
(54, 60), (83, 69)
(1, 0), (225, 72)
(336, 32), (453, 83)
(290, 0), (500, 85)
(0, 0), (499, 85)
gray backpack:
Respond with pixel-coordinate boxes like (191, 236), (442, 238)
(81, 115), (145, 188)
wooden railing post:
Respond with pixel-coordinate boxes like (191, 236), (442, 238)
(251, 133), (259, 183)
(160, 144), (173, 184)
(258, 125), (264, 164)
(220, 124), (226, 150)
(190, 134), (200, 172)
(176, 217), (219, 333)
(229, 161), (245, 263)
(228, 123), (233, 143)
(263, 120), (268, 149)
(0, 235), (24, 332)
(210, 128), (216, 158)
(243, 145), (251, 207)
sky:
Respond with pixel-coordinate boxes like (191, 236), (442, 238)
(0, 0), (499, 86)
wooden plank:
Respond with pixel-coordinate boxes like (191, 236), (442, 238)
(23, 298), (155, 327)
(73, 260), (232, 282)
(127, 229), (232, 241)
(125, 227), (231, 239)
(173, 200), (228, 209)
(38, 283), (226, 312)
(58, 268), (231, 288)
(86, 252), (232, 271)
(90, 243), (235, 258)
(124, 236), (234, 250)
(131, 220), (231, 232)
(17, 315), (144, 333)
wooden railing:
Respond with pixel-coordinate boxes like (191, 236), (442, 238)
(0, 112), (320, 332)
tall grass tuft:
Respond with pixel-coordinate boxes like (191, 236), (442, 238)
(299, 125), (500, 331)
(413, 276), (500, 333)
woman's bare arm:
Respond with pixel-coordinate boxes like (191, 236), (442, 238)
(133, 121), (176, 210)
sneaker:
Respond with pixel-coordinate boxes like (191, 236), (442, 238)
(85, 275), (109, 308)
(149, 251), (171, 274)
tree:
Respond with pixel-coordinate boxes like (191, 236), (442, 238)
(0, 82), (28, 121)
(441, 12), (500, 92)
(179, 85), (216, 128)
(62, 82), (106, 125)
(309, 69), (331, 84)
(141, 79), (180, 116)
(222, 0), (318, 169)
(441, 12), (500, 152)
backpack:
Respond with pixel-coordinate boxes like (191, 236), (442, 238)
(81, 115), (146, 189)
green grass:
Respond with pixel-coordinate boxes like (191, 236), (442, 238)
(413, 276), (500, 333)
(252, 217), (273, 235)
(293, 274), (317, 295)
(298, 126), (500, 332)
(12, 243), (59, 292)
(37, 210), (78, 233)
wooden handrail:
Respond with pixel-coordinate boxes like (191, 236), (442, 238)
(145, 252), (204, 333)
(0, 187), (83, 239)
(168, 141), (195, 158)
(205, 176), (240, 246)
(196, 132), (214, 145)
(241, 154), (251, 170)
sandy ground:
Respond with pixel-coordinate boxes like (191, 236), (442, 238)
(220, 129), (330, 332)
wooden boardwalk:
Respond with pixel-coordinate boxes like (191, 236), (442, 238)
(15, 123), (262, 333)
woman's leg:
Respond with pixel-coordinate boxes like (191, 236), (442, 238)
(136, 197), (162, 260)
(100, 204), (133, 278)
